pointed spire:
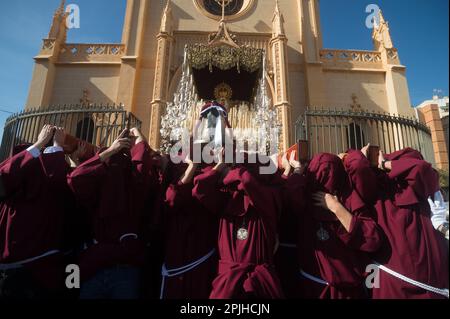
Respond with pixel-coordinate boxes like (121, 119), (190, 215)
(372, 9), (394, 50)
(379, 10), (386, 25)
(160, 0), (173, 34)
(272, 0), (285, 37)
(48, 0), (67, 40)
(275, 0), (281, 14)
(56, 0), (66, 16)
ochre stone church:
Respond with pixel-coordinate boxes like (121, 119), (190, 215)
(20, 0), (429, 160)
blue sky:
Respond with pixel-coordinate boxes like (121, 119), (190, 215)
(0, 0), (448, 137)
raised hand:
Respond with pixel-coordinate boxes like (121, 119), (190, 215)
(361, 143), (370, 158)
(53, 127), (66, 148)
(109, 137), (132, 154)
(312, 191), (353, 232)
(281, 153), (290, 173)
(312, 191), (342, 213)
(99, 129), (132, 162)
(289, 151), (302, 170)
(34, 125), (55, 149)
(338, 153), (348, 161)
(378, 150), (390, 171)
(130, 127), (146, 145)
(180, 154), (198, 185)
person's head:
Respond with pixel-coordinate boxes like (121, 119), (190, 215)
(193, 101), (232, 148)
(234, 151), (280, 186)
(306, 153), (350, 196)
(384, 147), (424, 161)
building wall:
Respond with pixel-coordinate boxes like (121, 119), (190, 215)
(50, 65), (121, 105)
(442, 115), (449, 161)
(416, 104), (449, 170)
(321, 70), (389, 111)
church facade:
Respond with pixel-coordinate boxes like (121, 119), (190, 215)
(22, 0), (423, 157)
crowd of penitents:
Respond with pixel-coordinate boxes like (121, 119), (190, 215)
(0, 124), (448, 300)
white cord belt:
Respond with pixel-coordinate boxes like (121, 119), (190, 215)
(0, 249), (60, 271)
(374, 262), (449, 298)
(300, 269), (329, 286)
(160, 248), (216, 299)
(83, 233), (138, 250)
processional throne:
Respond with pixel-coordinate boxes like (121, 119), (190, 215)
(159, 1), (281, 155)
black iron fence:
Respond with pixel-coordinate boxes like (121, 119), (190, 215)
(0, 104), (141, 161)
(295, 108), (435, 165)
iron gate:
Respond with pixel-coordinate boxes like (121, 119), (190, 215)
(0, 104), (141, 161)
(295, 108), (435, 165)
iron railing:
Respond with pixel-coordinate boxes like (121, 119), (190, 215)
(295, 108), (435, 165)
(0, 104), (141, 161)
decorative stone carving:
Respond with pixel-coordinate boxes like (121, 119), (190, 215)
(372, 10), (394, 50)
(350, 94), (362, 110)
(186, 44), (263, 73)
(80, 89), (93, 107)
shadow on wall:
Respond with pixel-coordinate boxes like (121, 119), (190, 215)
(49, 65), (120, 106)
(171, 1), (195, 31)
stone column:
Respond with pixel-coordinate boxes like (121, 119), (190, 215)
(271, 1), (292, 151)
(149, 1), (173, 149)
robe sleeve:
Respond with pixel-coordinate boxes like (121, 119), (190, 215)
(192, 169), (228, 214)
(0, 150), (38, 198)
(338, 151), (382, 252)
(284, 172), (307, 213)
(165, 181), (193, 211)
(336, 210), (382, 253)
(388, 158), (440, 206)
(131, 142), (152, 178)
(130, 141), (160, 240)
(130, 141), (159, 201)
(344, 150), (378, 210)
(224, 167), (280, 219)
(67, 154), (107, 208)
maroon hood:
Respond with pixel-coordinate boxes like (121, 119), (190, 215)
(385, 148), (424, 161)
(306, 153), (351, 197)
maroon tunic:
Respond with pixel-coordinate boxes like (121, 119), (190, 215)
(275, 173), (302, 298)
(352, 148), (449, 299)
(67, 141), (155, 281)
(0, 149), (72, 291)
(161, 164), (218, 299)
(286, 153), (382, 299)
(193, 166), (284, 299)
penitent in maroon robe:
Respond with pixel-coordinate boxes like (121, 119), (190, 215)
(193, 165), (284, 299)
(348, 148), (449, 299)
(286, 153), (382, 299)
(0, 149), (73, 292)
(160, 163), (218, 299)
(67, 141), (156, 281)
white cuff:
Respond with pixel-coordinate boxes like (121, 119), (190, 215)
(429, 191), (449, 230)
(26, 146), (41, 158)
(119, 233), (138, 242)
(44, 146), (64, 154)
